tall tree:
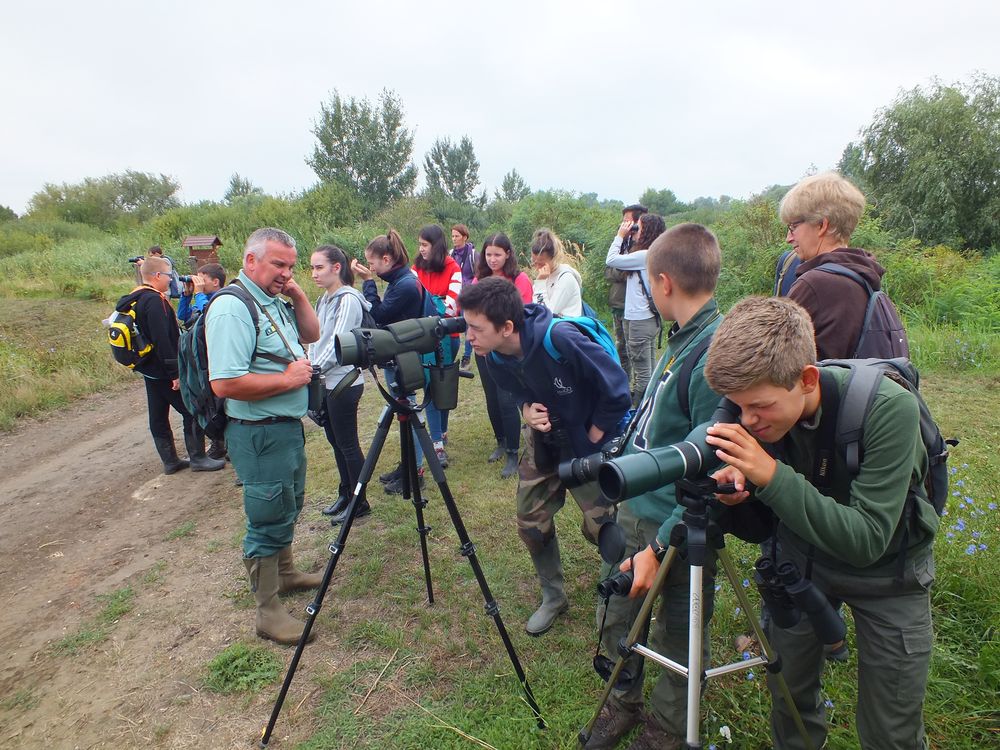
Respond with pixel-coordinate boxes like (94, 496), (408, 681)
(27, 170), (179, 229)
(495, 169), (531, 202)
(224, 173), (263, 203)
(638, 187), (689, 216)
(840, 75), (1000, 249)
(307, 88), (417, 212)
(423, 136), (481, 204)
(0, 204), (16, 222)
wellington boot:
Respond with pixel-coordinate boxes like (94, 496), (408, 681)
(525, 537), (569, 636)
(206, 438), (228, 461)
(500, 451), (519, 479)
(276, 547), (323, 593)
(153, 436), (189, 474)
(243, 555), (315, 645)
(487, 442), (505, 464)
(184, 426), (225, 472)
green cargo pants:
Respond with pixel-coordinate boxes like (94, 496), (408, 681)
(226, 419), (307, 559)
(596, 503), (716, 736)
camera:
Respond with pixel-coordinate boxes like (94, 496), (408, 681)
(597, 398), (741, 503)
(128, 256), (144, 264)
(558, 435), (625, 488)
(754, 557), (846, 645)
(596, 568), (634, 598)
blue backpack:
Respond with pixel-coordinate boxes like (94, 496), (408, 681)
(542, 315), (620, 365)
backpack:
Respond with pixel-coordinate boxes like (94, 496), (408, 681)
(178, 282), (290, 440)
(814, 263), (909, 359)
(773, 250), (801, 297)
(818, 358), (957, 517)
(543, 315), (621, 366)
(107, 287), (161, 369)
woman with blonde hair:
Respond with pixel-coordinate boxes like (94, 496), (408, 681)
(529, 228), (583, 317)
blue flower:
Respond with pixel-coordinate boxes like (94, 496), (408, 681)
(949, 466), (957, 475)
(742, 651), (752, 661)
(989, 503), (997, 511)
(955, 519), (966, 531)
(955, 480), (965, 487)
(742, 579), (750, 588)
(746, 671), (755, 680)
(824, 699), (834, 708)
(979, 543), (988, 551)
(965, 544), (977, 555)
(973, 531), (981, 539)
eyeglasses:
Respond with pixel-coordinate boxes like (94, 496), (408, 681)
(786, 220), (806, 234)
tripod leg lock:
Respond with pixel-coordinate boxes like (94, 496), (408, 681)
(617, 635), (635, 659)
(484, 600), (500, 617)
(764, 654), (783, 674)
(328, 542), (342, 555)
(417, 523), (433, 536)
(306, 603), (318, 616)
(459, 542), (476, 557)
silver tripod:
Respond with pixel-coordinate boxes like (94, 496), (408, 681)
(580, 477), (813, 750)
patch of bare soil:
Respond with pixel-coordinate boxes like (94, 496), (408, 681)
(0, 384), (333, 749)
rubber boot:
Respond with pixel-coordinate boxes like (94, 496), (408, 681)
(276, 546), (323, 593)
(525, 537), (569, 636)
(153, 436), (189, 474)
(184, 425), (226, 472)
(500, 451), (519, 479)
(207, 437), (228, 461)
(487, 442), (504, 464)
(243, 555), (315, 645)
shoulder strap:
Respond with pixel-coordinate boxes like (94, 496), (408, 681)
(676, 336), (712, 424)
(208, 281), (290, 365)
(820, 360), (884, 476)
(814, 262), (874, 296)
(543, 319), (568, 362)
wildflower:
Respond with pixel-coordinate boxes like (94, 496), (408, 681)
(979, 544), (987, 551)
(954, 519), (966, 531)
(720, 725), (732, 742)
(989, 503), (997, 511)
(746, 670), (755, 680)
(742, 651), (751, 661)
(825, 699), (834, 708)
(742, 579), (750, 588)
(955, 480), (965, 487)
(965, 544), (977, 555)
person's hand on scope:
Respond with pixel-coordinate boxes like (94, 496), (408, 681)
(619, 544), (661, 599)
(351, 258), (373, 281)
(283, 359), (314, 390)
(522, 402), (551, 432)
(706, 422), (777, 499)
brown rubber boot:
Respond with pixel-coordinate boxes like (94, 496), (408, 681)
(243, 555), (315, 645)
(276, 547), (323, 593)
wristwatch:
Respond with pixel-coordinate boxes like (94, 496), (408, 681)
(650, 539), (668, 562)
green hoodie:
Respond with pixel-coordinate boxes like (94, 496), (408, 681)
(620, 299), (723, 544)
(759, 365), (937, 574)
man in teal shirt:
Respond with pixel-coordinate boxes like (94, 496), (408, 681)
(207, 227), (322, 645)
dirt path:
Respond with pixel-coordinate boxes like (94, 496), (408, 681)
(0, 384), (328, 749)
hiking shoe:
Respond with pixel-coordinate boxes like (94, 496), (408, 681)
(582, 705), (643, 750)
(625, 716), (682, 750)
(379, 464), (403, 484)
(383, 472), (424, 496)
(330, 499), (371, 526)
(825, 641), (850, 663)
(434, 442), (449, 468)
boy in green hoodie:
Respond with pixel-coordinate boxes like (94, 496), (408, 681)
(704, 296), (935, 750)
(585, 223), (724, 750)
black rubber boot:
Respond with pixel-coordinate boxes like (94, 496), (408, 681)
(501, 451), (519, 479)
(207, 437), (228, 461)
(153, 437), (189, 474)
(184, 425), (226, 472)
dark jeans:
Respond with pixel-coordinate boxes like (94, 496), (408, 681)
(321, 384), (366, 498)
(476, 354), (520, 453)
(143, 376), (194, 442)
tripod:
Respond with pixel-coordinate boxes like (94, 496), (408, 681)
(579, 477), (812, 750)
(260, 368), (544, 747)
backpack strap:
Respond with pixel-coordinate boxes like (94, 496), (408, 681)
(206, 282), (289, 365)
(676, 336), (712, 425)
(822, 360), (883, 475)
(814, 262), (875, 296)
(773, 250), (800, 296)
(543, 319), (570, 363)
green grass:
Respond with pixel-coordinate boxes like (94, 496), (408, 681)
(282, 372), (1000, 749)
(0, 688), (40, 712)
(54, 585), (136, 654)
(165, 520), (196, 541)
(202, 642), (283, 694)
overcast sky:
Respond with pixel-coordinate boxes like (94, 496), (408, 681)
(2, 1), (998, 214)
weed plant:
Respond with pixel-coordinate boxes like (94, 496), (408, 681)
(203, 643), (283, 695)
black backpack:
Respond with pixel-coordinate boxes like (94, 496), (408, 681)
(178, 281), (290, 440)
(814, 263), (909, 359)
(818, 358), (957, 517)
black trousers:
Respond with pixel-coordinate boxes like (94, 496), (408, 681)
(143, 376), (194, 442)
(475, 354), (520, 453)
(321, 384), (366, 498)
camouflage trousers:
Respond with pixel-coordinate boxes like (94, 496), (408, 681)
(515, 426), (615, 553)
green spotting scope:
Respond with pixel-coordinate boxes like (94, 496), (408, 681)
(335, 316), (466, 369)
(597, 398), (741, 503)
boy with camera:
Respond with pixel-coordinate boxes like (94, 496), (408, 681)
(704, 296), (936, 750)
(586, 223), (725, 750)
(457, 277), (631, 637)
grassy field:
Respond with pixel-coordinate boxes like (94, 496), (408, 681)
(271, 369), (1000, 750)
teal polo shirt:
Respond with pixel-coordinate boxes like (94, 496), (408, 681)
(206, 271), (308, 420)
